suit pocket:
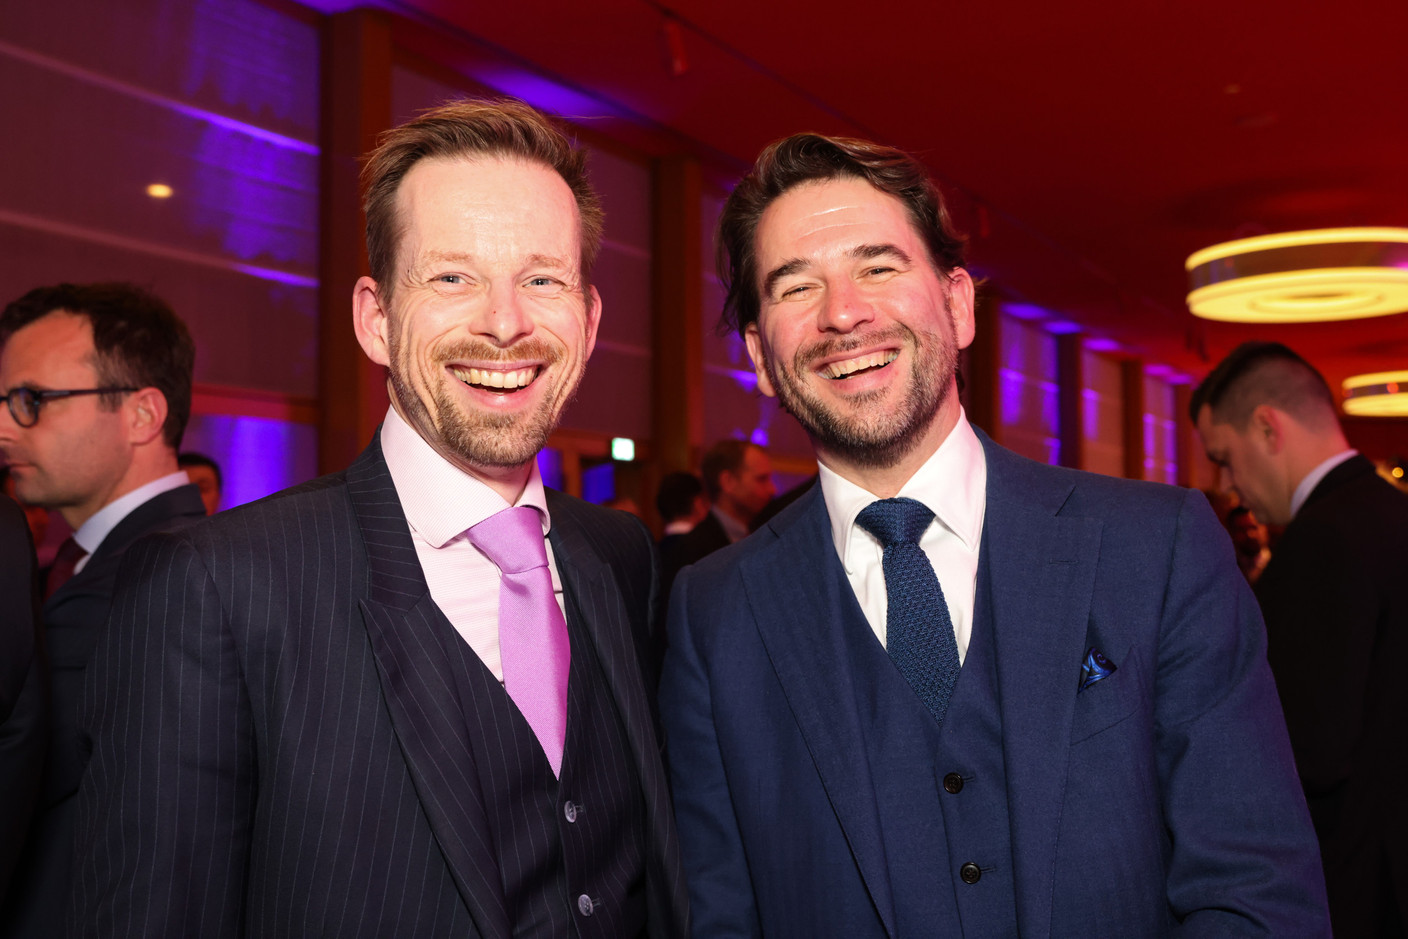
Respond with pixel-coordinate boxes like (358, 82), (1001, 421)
(1070, 646), (1140, 744)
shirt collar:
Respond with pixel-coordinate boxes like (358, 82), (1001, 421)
(711, 504), (749, 544)
(1290, 448), (1358, 519)
(380, 405), (551, 546)
(73, 470), (191, 557)
(819, 409), (987, 570)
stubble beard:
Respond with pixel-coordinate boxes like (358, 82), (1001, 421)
(761, 323), (956, 470)
(387, 335), (583, 470)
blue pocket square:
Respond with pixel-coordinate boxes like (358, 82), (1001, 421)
(1079, 647), (1116, 692)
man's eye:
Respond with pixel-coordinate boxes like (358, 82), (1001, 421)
(528, 276), (559, 287)
(866, 266), (895, 276)
(436, 274), (464, 284)
(780, 284), (811, 298)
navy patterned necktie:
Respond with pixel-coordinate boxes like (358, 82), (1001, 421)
(856, 497), (961, 725)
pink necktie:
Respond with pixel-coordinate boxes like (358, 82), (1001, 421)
(467, 506), (570, 776)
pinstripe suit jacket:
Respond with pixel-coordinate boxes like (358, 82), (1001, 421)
(70, 440), (688, 938)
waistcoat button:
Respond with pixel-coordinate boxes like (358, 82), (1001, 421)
(577, 894), (595, 916)
(943, 772), (964, 794)
(960, 862), (982, 884)
(564, 800), (578, 823)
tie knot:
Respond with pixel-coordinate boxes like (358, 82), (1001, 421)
(466, 506), (549, 574)
(856, 497), (935, 547)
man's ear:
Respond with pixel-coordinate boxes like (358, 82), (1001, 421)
(352, 276), (392, 367)
(583, 285), (602, 360)
(946, 268), (977, 351)
(126, 387), (168, 446)
(1250, 404), (1285, 454)
(743, 323), (776, 399)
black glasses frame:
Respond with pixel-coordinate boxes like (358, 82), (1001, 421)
(0, 387), (139, 428)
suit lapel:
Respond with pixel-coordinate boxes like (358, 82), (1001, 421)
(743, 488), (898, 937)
(980, 438), (1100, 939)
(346, 441), (510, 939)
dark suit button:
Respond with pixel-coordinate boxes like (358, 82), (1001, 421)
(577, 894), (595, 916)
(943, 772), (964, 794)
(564, 800), (578, 823)
(960, 862), (982, 884)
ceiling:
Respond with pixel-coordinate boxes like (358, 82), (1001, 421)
(313, 0), (1408, 392)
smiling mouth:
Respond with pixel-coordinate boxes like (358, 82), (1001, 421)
(821, 350), (899, 380)
(450, 365), (541, 394)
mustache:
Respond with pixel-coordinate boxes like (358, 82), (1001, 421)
(433, 336), (562, 366)
(793, 325), (912, 370)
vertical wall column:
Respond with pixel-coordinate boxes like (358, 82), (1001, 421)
(1056, 333), (1084, 469)
(963, 291), (1002, 441)
(318, 10), (393, 474)
(1120, 358), (1146, 480)
(650, 155), (705, 475)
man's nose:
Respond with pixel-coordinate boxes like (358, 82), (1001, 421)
(817, 279), (876, 333)
(470, 284), (533, 347)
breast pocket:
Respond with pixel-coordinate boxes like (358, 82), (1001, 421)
(1070, 645), (1141, 744)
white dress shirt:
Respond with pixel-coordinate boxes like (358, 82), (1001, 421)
(380, 406), (565, 682)
(818, 410), (987, 664)
(71, 470), (191, 574)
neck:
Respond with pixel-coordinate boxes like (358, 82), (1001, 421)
(714, 497), (751, 529)
(61, 447), (180, 531)
(1284, 428), (1353, 502)
(815, 399), (960, 499)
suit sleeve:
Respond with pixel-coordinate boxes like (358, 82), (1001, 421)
(0, 496), (42, 897)
(658, 567), (762, 939)
(1154, 490), (1330, 935)
(70, 533), (254, 938)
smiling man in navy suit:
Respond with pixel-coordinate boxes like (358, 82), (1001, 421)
(658, 134), (1329, 937)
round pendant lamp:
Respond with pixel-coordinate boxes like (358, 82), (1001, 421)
(1186, 228), (1408, 323)
(1342, 370), (1408, 416)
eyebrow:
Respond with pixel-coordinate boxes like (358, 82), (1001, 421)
(761, 243), (914, 298)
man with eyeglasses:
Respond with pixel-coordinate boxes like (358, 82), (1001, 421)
(0, 282), (206, 938)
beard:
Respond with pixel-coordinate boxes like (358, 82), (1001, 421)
(388, 334), (583, 470)
(760, 322), (956, 470)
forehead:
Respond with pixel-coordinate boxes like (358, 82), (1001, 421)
(755, 176), (923, 267)
(0, 312), (97, 382)
(395, 154), (581, 265)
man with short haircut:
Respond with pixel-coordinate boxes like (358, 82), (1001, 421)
(1193, 341), (1408, 936)
(655, 471), (708, 555)
(662, 440), (775, 594)
(178, 450), (222, 514)
(660, 134), (1328, 936)
(73, 99), (687, 937)
(0, 283), (206, 937)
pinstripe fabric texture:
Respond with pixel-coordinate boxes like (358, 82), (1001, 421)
(70, 439), (688, 938)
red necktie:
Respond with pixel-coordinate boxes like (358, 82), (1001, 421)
(466, 506), (571, 776)
(45, 536), (88, 600)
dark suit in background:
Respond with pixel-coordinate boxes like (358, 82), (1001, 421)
(659, 510), (729, 602)
(73, 442), (687, 938)
(1255, 454), (1408, 935)
(1, 484), (204, 938)
(663, 438), (1328, 936)
(0, 495), (42, 902)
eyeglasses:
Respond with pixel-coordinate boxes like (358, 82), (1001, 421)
(0, 387), (138, 428)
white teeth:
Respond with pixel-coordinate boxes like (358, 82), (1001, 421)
(452, 366), (537, 390)
(823, 350), (898, 379)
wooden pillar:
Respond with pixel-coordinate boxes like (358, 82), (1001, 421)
(318, 10), (393, 474)
(1121, 359), (1146, 480)
(650, 155), (705, 475)
(963, 291), (1002, 442)
(1056, 333), (1084, 469)
(1174, 383), (1196, 488)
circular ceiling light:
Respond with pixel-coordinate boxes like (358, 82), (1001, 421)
(1186, 228), (1408, 323)
(1342, 370), (1408, 416)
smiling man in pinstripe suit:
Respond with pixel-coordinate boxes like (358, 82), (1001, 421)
(72, 98), (688, 938)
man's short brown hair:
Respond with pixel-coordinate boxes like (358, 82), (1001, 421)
(361, 97), (604, 302)
(1189, 341), (1339, 432)
(717, 133), (968, 339)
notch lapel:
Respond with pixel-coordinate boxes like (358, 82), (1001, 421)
(980, 439), (1101, 939)
(346, 442), (510, 939)
(743, 489), (898, 938)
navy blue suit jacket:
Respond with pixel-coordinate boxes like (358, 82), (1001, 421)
(72, 441), (688, 938)
(660, 436), (1328, 937)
